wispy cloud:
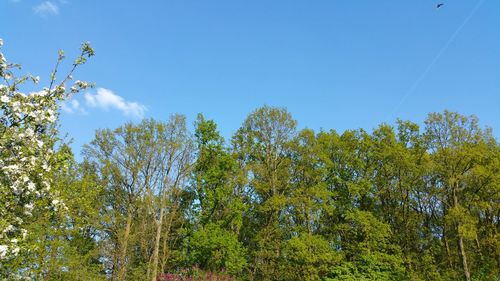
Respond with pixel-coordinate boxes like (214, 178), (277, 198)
(61, 99), (87, 115)
(33, 1), (59, 17)
(84, 88), (146, 118)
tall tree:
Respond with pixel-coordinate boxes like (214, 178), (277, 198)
(233, 106), (296, 280)
(185, 114), (247, 276)
(83, 117), (193, 281)
(425, 111), (493, 281)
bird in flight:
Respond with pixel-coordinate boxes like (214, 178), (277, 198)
(437, 3), (445, 9)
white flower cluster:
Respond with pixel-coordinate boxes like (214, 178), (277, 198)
(0, 92), (57, 260)
(0, 39), (93, 261)
(0, 226), (20, 260)
(70, 80), (91, 94)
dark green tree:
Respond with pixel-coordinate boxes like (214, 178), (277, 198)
(185, 114), (247, 276)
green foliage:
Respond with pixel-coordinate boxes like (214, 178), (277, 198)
(326, 210), (407, 281)
(185, 223), (247, 276)
(1, 42), (498, 281)
(191, 114), (245, 230)
(282, 234), (341, 281)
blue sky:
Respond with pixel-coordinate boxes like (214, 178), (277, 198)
(2, 0), (499, 155)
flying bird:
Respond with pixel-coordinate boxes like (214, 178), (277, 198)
(437, 3), (444, 9)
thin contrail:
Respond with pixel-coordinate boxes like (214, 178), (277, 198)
(389, 0), (486, 118)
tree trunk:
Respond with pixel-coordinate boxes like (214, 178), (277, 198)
(118, 209), (133, 281)
(443, 222), (454, 269)
(453, 186), (471, 281)
(151, 204), (165, 281)
(160, 204), (177, 274)
(458, 233), (471, 281)
(111, 241), (120, 281)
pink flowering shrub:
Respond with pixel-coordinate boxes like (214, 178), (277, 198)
(157, 265), (235, 281)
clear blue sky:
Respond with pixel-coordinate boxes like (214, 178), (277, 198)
(2, 0), (499, 155)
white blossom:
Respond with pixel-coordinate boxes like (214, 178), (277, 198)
(25, 128), (35, 137)
(24, 203), (34, 216)
(3, 225), (14, 233)
(36, 139), (44, 148)
(30, 90), (47, 97)
(0, 245), (8, 259)
(27, 182), (36, 192)
(11, 247), (20, 256)
(11, 101), (21, 111)
(42, 163), (51, 172)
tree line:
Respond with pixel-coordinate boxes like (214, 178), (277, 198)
(1, 42), (499, 281)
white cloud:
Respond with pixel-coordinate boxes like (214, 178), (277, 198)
(84, 88), (146, 118)
(61, 99), (87, 115)
(33, 1), (59, 17)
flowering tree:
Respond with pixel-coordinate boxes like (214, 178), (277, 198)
(0, 38), (94, 276)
